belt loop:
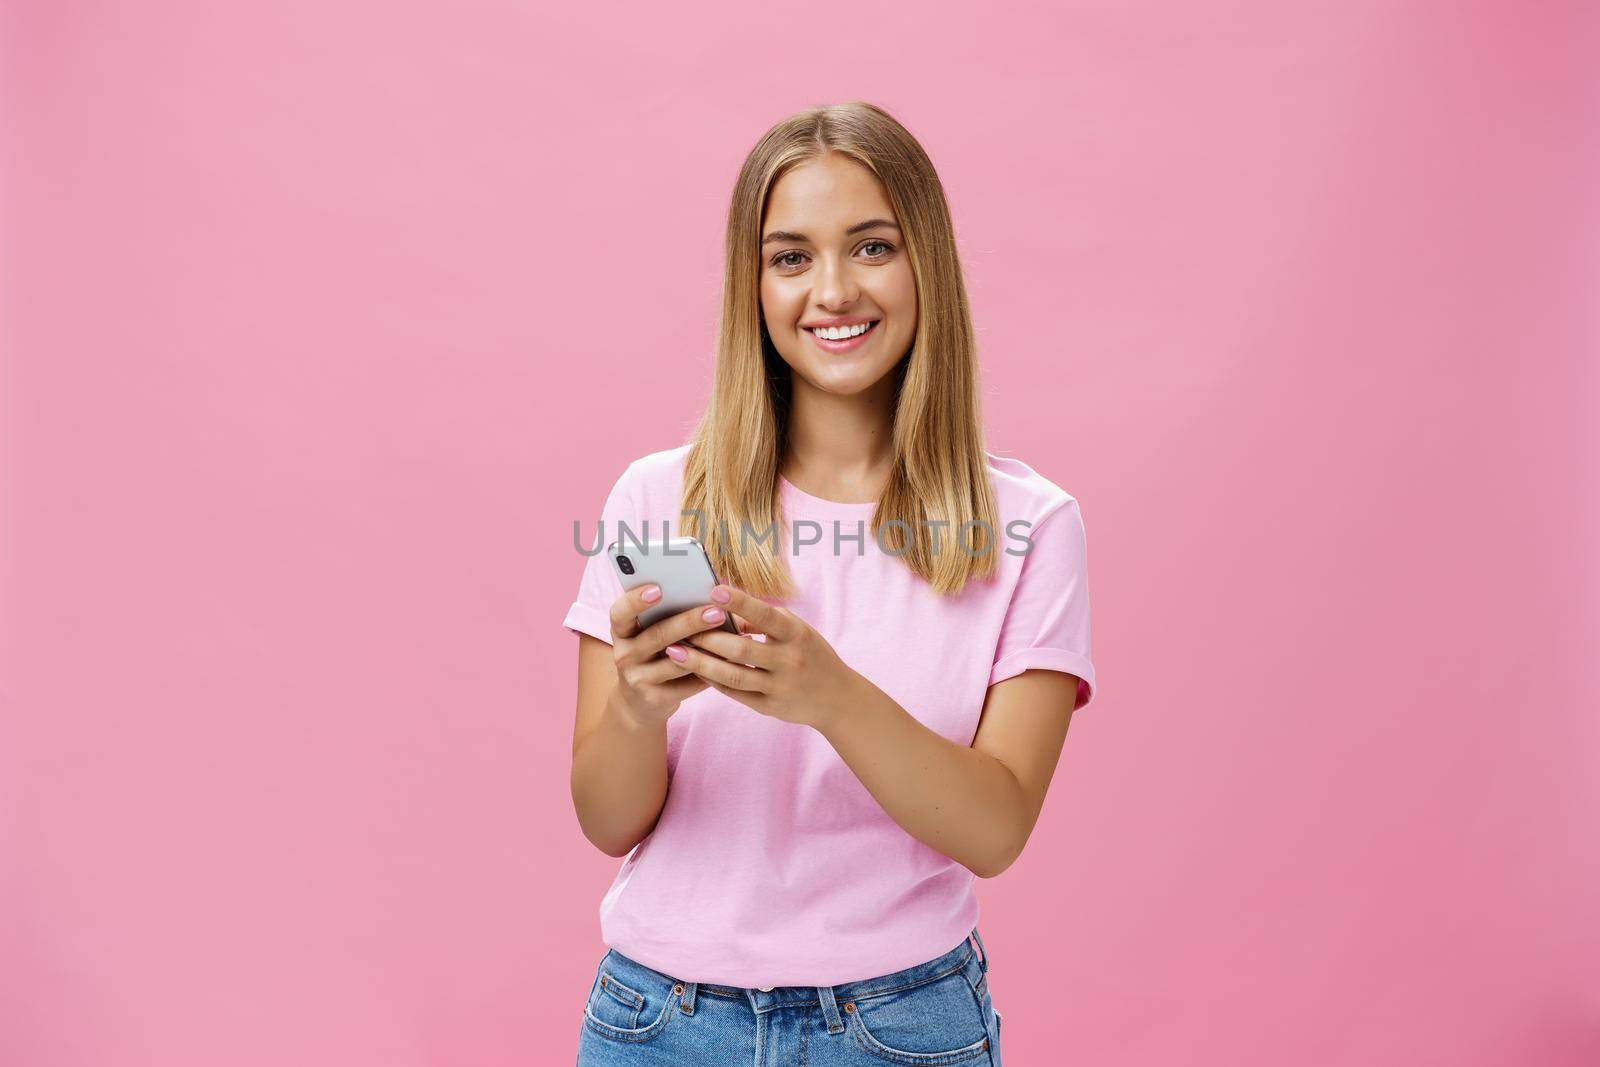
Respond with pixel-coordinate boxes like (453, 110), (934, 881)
(969, 927), (989, 975)
(817, 984), (845, 1034)
(679, 980), (698, 1015)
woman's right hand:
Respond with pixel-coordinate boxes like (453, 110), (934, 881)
(606, 584), (734, 729)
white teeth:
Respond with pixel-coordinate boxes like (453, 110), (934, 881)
(809, 322), (874, 340)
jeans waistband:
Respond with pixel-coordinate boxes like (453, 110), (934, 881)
(601, 926), (990, 1028)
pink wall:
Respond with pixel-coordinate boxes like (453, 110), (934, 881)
(3, 2), (1596, 1064)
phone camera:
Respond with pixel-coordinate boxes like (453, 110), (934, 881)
(616, 555), (635, 575)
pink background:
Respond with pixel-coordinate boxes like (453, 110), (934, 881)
(4, 2), (1597, 1064)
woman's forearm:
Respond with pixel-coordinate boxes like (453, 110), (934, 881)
(814, 676), (1027, 878)
(570, 687), (669, 858)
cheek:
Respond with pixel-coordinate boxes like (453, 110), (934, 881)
(760, 276), (798, 320)
(885, 296), (917, 347)
(877, 267), (918, 322)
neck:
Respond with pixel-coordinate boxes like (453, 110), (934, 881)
(781, 370), (897, 499)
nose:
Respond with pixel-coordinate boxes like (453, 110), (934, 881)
(812, 253), (859, 309)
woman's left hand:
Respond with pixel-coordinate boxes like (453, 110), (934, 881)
(672, 585), (858, 731)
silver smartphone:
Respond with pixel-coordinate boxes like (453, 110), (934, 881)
(607, 534), (741, 634)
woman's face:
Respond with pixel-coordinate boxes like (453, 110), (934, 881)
(759, 154), (918, 399)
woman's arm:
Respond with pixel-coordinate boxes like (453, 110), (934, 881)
(570, 634), (669, 857)
(676, 585), (1078, 878)
(815, 668), (1077, 878)
(569, 586), (739, 857)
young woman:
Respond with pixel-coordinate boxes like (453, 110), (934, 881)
(563, 101), (1097, 1067)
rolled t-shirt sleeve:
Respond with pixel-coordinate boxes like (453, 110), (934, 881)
(561, 462), (638, 645)
(988, 496), (1098, 710)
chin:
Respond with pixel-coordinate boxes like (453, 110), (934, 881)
(811, 370), (895, 396)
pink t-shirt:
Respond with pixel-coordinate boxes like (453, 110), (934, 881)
(562, 443), (1097, 986)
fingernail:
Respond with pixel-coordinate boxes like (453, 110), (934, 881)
(710, 585), (731, 603)
(665, 644), (686, 662)
(641, 585), (662, 602)
(702, 607), (725, 623)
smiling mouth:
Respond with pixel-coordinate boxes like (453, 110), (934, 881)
(805, 320), (880, 352)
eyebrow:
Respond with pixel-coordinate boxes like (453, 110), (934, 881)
(761, 218), (901, 246)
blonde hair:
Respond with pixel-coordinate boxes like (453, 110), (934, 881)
(681, 101), (999, 598)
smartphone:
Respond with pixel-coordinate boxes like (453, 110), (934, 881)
(608, 534), (741, 634)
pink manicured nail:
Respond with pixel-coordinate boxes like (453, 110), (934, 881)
(665, 644), (687, 662)
(710, 585), (731, 603)
(640, 585), (662, 602)
(702, 607), (725, 623)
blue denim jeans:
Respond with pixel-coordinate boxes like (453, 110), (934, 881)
(576, 927), (1003, 1066)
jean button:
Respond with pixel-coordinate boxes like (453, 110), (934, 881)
(758, 985), (773, 991)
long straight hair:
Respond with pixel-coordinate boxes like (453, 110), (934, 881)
(680, 101), (999, 599)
